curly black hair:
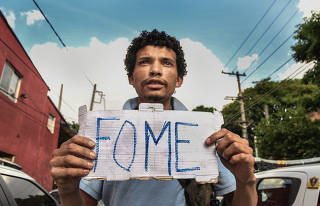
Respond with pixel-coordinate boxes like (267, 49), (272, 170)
(124, 29), (187, 77)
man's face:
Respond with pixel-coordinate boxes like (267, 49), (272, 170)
(129, 45), (183, 108)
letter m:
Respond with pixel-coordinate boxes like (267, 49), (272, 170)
(145, 121), (172, 175)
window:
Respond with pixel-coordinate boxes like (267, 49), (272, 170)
(1, 175), (56, 206)
(257, 177), (301, 206)
(0, 61), (21, 101)
(47, 113), (56, 134)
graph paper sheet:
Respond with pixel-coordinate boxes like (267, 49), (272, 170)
(79, 103), (222, 183)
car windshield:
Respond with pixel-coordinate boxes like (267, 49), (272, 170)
(257, 177), (301, 206)
(2, 174), (56, 206)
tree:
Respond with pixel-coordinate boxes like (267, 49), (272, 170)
(291, 11), (320, 86)
(302, 63), (320, 86)
(255, 107), (320, 159)
(192, 105), (215, 113)
(221, 78), (320, 159)
(192, 105), (245, 141)
(68, 121), (79, 134)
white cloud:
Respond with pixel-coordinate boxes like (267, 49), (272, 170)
(0, 7), (16, 28)
(178, 38), (238, 112)
(30, 38), (238, 122)
(277, 62), (315, 80)
(237, 54), (259, 70)
(20, 10), (44, 25)
(297, 0), (320, 18)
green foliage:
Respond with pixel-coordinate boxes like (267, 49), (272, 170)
(302, 62), (320, 86)
(192, 105), (244, 141)
(192, 105), (215, 113)
(221, 78), (320, 159)
(291, 11), (320, 63)
(220, 101), (243, 138)
(255, 107), (320, 159)
(69, 121), (79, 133)
(292, 11), (320, 86)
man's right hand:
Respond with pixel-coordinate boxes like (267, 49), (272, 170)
(50, 135), (96, 196)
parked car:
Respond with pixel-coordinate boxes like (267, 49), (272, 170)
(0, 158), (58, 206)
(49, 189), (61, 204)
(50, 186), (106, 205)
(255, 163), (320, 206)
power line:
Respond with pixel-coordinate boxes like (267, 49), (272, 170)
(225, 63), (310, 124)
(225, 64), (309, 125)
(245, 0), (293, 56)
(50, 90), (77, 114)
(224, 62), (312, 125)
(0, 93), (60, 130)
(242, 10), (298, 75)
(83, 72), (94, 87)
(223, 0), (277, 70)
(241, 32), (294, 84)
(0, 39), (45, 82)
(258, 10), (298, 58)
(267, 57), (293, 78)
(32, 0), (66, 48)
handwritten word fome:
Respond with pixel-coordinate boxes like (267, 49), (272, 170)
(78, 108), (222, 182)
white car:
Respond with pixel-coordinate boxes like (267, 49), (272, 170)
(0, 158), (58, 206)
(255, 163), (320, 206)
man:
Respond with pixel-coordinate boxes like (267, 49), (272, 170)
(50, 30), (257, 206)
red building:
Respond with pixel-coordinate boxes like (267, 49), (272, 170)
(0, 11), (66, 191)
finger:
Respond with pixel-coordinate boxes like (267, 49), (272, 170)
(216, 133), (248, 155)
(51, 167), (89, 179)
(205, 128), (229, 145)
(215, 132), (240, 155)
(220, 142), (253, 161)
(53, 142), (96, 160)
(229, 153), (255, 166)
(62, 135), (96, 150)
(50, 155), (94, 170)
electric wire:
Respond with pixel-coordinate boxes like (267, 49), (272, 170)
(0, 39), (46, 83)
(267, 57), (293, 78)
(226, 63), (309, 124)
(223, 0), (277, 70)
(242, 10), (298, 74)
(245, 0), (293, 56)
(258, 10), (297, 58)
(224, 62), (312, 125)
(0, 93), (61, 130)
(83, 72), (95, 87)
(241, 32), (294, 84)
(50, 90), (77, 114)
(32, 0), (67, 48)
(225, 63), (309, 125)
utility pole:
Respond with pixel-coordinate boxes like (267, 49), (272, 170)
(58, 84), (63, 111)
(90, 84), (97, 111)
(89, 84), (106, 111)
(264, 104), (269, 121)
(222, 71), (248, 139)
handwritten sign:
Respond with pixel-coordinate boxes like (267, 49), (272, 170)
(78, 104), (222, 182)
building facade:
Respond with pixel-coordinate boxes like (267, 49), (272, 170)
(0, 11), (62, 191)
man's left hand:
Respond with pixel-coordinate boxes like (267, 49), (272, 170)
(206, 128), (256, 185)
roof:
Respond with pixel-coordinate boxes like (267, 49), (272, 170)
(256, 163), (320, 177)
(0, 158), (22, 170)
(0, 10), (50, 91)
(0, 164), (34, 181)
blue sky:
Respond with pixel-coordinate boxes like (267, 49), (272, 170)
(0, 0), (319, 122)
